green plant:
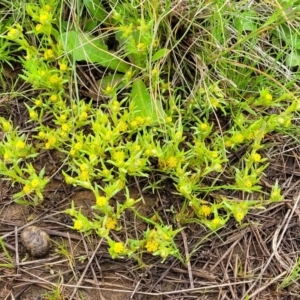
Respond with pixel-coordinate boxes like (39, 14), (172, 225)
(0, 0), (299, 265)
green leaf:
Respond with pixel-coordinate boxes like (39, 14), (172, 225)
(152, 48), (169, 62)
(60, 31), (130, 73)
(233, 11), (257, 33)
(130, 79), (164, 124)
(274, 24), (300, 48)
(286, 50), (300, 67)
(83, 0), (107, 22)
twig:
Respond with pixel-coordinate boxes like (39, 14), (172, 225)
(68, 238), (103, 300)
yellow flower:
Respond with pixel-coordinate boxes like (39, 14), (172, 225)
(16, 140), (25, 149)
(80, 111), (88, 121)
(74, 142), (83, 150)
(166, 116), (172, 124)
(73, 220), (83, 231)
(210, 97), (219, 108)
(167, 156), (177, 168)
(263, 93), (272, 102)
(49, 74), (60, 84)
(232, 133), (244, 144)
(29, 110), (38, 120)
(23, 184), (31, 194)
(105, 217), (117, 230)
(30, 179), (40, 188)
(121, 25), (132, 37)
(145, 240), (159, 253)
(212, 217), (221, 228)
(175, 131), (182, 140)
(7, 27), (21, 39)
(59, 114), (67, 123)
(244, 179), (252, 188)
(38, 131), (46, 139)
(102, 169), (110, 177)
(70, 149), (76, 156)
(125, 70), (132, 78)
(200, 123), (208, 130)
(113, 151), (125, 162)
(39, 11), (51, 24)
(234, 211), (245, 222)
(3, 152), (11, 160)
(50, 94), (58, 102)
(198, 205), (211, 217)
(79, 170), (89, 181)
(105, 86), (112, 94)
(59, 63), (68, 71)
(211, 151), (218, 158)
(125, 198), (135, 206)
(44, 49), (54, 60)
(111, 100), (120, 112)
(118, 121), (127, 132)
(137, 42), (146, 51)
(2, 120), (12, 132)
(130, 120), (138, 128)
(151, 68), (158, 76)
(134, 144), (141, 152)
(251, 153), (261, 163)
(61, 123), (69, 132)
(48, 136), (56, 145)
(135, 116), (145, 125)
(113, 242), (124, 254)
(35, 99), (42, 107)
(152, 38), (159, 48)
(96, 196), (107, 207)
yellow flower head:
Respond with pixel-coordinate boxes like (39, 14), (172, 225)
(30, 178), (40, 188)
(234, 211), (245, 222)
(7, 27), (22, 39)
(105, 217), (117, 230)
(145, 240), (159, 253)
(112, 242), (124, 254)
(74, 142), (83, 150)
(80, 111), (88, 121)
(198, 205), (211, 217)
(96, 196), (107, 207)
(137, 42), (146, 51)
(39, 11), (52, 24)
(61, 123), (69, 132)
(59, 63), (68, 71)
(73, 220), (83, 231)
(23, 184), (31, 194)
(49, 74), (60, 84)
(29, 110), (38, 120)
(79, 170), (89, 181)
(244, 180), (252, 188)
(118, 121), (127, 132)
(38, 131), (46, 139)
(251, 153), (261, 163)
(200, 123), (208, 131)
(35, 99), (42, 107)
(50, 94), (58, 102)
(167, 156), (177, 168)
(16, 140), (25, 149)
(36, 24), (43, 32)
(44, 49), (54, 60)
(113, 151), (125, 162)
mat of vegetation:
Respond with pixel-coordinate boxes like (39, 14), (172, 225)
(1, 0), (300, 299)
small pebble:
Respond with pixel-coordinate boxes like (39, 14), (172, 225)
(21, 226), (51, 258)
